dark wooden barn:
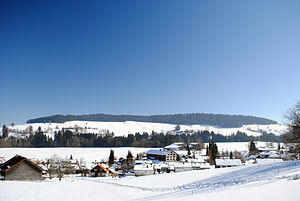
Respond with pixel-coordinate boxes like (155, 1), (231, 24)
(0, 155), (45, 180)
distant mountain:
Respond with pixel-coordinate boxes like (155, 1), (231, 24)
(26, 113), (277, 128)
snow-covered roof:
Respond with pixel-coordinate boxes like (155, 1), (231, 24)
(174, 150), (188, 156)
(187, 158), (205, 163)
(174, 163), (192, 168)
(268, 153), (281, 158)
(256, 159), (283, 164)
(164, 143), (185, 149)
(215, 159), (242, 166)
(260, 152), (271, 156)
(134, 164), (154, 171)
(146, 149), (174, 156)
(173, 142), (185, 145)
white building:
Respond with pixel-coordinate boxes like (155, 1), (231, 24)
(215, 159), (242, 168)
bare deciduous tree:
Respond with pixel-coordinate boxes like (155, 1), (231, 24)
(284, 101), (300, 153)
(45, 154), (65, 181)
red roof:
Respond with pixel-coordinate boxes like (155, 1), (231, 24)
(98, 164), (112, 172)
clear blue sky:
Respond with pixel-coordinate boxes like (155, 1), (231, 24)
(1, 0), (300, 125)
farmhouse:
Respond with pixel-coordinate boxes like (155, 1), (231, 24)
(90, 163), (114, 177)
(0, 155), (44, 180)
(146, 150), (178, 161)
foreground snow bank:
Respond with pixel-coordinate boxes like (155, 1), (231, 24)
(1, 161), (300, 201)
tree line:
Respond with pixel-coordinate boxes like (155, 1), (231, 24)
(0, 127), (282, 148)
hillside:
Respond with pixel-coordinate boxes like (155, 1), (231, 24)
(9, 120), (287, 138)
(26, 113), (277, 128)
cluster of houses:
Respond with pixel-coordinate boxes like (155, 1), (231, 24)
(1, 142), (299, 181)
(133, 142), (245, 176)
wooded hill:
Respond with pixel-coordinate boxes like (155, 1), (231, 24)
(27, 113), (277, 128)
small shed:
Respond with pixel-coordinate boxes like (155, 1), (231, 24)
(0, 155), (44, 180)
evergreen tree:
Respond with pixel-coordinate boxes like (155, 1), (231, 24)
(206, 145), (209, 156)
(277, 142), (281, 152)
(2, 125), (8, 138)
(126, 150), (134, 167)
(249, 139), (257, 153)
(187, 145), (191, 156)
(31, 128), (48, 147)
(108, 149), (115, 167)
(208, 140), (218, 165)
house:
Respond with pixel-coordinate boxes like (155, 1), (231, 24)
(0, 155), (45, 180)
(134, 163), (155, 176)
(215, 159), (242, 168)
(90, 163), (114, 177)
(146, 150), (178, 161)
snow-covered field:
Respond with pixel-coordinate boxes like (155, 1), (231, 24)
(0, 143), (298, 201)
(0, 147), (156, 164)
(0, 161), (300, 201)
(0, 141), (277, 163)
(6, 120), (287, 138)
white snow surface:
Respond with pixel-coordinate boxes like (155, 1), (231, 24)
(6, 120), (287, 138)
(0, 161), (300, 201)
(0, 147), (156, 164)
(0, 141), (278, 163)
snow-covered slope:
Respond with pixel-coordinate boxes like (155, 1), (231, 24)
(0, 161), (299, 201)
(6, 120), (287, 138)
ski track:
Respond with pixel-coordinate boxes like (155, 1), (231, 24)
(80, 161), (300, 201)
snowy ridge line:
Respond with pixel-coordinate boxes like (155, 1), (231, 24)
(128, 161), (300, 201)
(6, 121), (287, 138)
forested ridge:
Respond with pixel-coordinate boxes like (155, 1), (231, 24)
(27, 113), (277, 128)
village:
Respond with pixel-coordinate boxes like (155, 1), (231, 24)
(1, 140), (298, 181)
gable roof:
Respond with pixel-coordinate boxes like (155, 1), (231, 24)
(146, 149), (176, 156)
(91, 163), (113, 173)
(0, 155), (26, 169)
(0, 155), (44, 173)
